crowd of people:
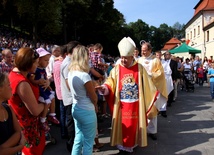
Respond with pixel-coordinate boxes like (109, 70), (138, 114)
(1, 27), (214, 155)
(0, 26), (50, 55)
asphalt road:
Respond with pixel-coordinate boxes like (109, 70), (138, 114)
(44, 83), (214, 155)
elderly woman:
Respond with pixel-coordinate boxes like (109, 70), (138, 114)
(8, 48), (45, 155)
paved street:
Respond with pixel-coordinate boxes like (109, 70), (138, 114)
(44, 83), (214, 155)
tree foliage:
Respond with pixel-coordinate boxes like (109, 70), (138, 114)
(127, 19), (150, 49)
(0, 0), (185, 56)
(14, 0), (62, 43)
(172, 22), (185, 39)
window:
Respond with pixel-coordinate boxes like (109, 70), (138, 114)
(206, 31), (209, 42)
(194, 29), (196, 37)
(198, 26), (200, 35)
(190, 31), (192, 39)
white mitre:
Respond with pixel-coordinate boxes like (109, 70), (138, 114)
(118, 37), (136, 56)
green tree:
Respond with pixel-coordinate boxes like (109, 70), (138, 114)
(127, 19), (150, 48)
(172, 22), (185, 39)
(63, 0), (125, 56)
(15, 0), (62, 44)
(0, 0), (186, 56)
(148, 24), (173, 51)
(0, 0), (18, 28)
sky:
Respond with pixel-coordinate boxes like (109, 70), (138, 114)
(114, 0), (200, 27)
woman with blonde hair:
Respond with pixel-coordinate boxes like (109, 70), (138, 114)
(68, 45), (98, 155)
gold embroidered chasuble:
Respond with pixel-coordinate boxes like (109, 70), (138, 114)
(138, 55), (168, 118)
(104, 61), (158, 147)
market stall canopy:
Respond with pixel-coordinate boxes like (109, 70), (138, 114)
(169, 43), (201, 54)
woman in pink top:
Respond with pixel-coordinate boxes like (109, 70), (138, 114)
(53, 45), (67, 139)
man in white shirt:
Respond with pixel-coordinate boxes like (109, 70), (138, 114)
(138, 43), (168, 140)
(60, 41), (79, 152)
(155, 51), (173, 117)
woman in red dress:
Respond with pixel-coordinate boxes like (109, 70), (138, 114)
(8, 48), (45, 155)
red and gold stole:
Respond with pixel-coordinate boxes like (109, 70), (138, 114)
(119, 63), (139, 147)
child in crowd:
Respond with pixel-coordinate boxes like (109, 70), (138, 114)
(89, 44), (107, 152)
(0, 73), (26, 155)
(90, 43), (108, 82)
(207, 63), (212, 87)
(197, 64), (204, 86)
(208, 62), (214, 101)
(90, 43), (108, 117)
(29, 48), (59, 132)
(87, 44), (94, 57)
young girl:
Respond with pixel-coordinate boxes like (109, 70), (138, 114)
(208, 62), (214, 101)
(0, 73), (26, 155)
(29, 48), (59, 132)
(197, 64), (204, 86)
(90, 43), (108, 81)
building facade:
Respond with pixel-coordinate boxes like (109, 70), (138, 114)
(185, 0), (214, 60)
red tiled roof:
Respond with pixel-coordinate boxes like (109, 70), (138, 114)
(162, 44), (178, 50)
(194, 0), (214, 16)
(162, 38), (181, 50)
(165, 38), (181, 44)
